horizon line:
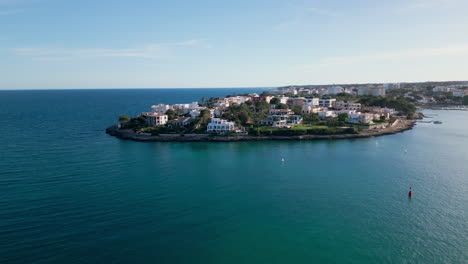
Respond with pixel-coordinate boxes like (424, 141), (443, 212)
(1, 80), (467, 91)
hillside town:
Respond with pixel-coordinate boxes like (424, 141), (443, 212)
(116, 84), (421, 137)
(277, 81), (468, 108)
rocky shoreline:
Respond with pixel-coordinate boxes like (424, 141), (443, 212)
(105, 120), (417, 142)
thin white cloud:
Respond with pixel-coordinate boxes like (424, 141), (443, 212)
(395, 0), (463, 13)
(0, 8), (23, 15)
(294, 44), (468, 70)
(305, 7), (339, 17)
(276, 4), (338, 30)
(12, 39), (209, 60)
(0, 0), (39, 5)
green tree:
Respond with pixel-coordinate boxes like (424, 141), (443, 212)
(118, 115), (129, 123)
(337, 113), (348, 122)
(303, 113), (320, 124)
(292, 105), (302, 115)
(269, 97), (280, 105)
(275, 103), (288, 109)
(165, 109), (179, 120)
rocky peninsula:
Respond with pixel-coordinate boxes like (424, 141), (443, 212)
(107, 89), (421, 143)
(106, 119), (417, 142)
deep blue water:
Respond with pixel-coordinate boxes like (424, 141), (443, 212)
(0, 89), (467, 263)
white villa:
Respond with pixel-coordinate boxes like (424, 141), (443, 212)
(432, 86), (451, 93)
(347, 113), (374, 124)
(151, 104), (171, 114)
(142, 112), (168, 126)
(335, 101), (361, 111)
(452, 90), (465, 97)
(172, 102), (199, 112)
(327, 86), (344, 94)
(207, 118), (237, 133)
(261, 109), (303, 127)
(318, 111), (337, 119)
(302, 105), (323, 114)
(304, 97), (319, 106)
(319, 98), (336, 108)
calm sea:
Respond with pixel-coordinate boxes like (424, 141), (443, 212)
(0, 89), (467, 264)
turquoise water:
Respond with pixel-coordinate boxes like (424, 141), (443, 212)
(0, 89), (467, 263)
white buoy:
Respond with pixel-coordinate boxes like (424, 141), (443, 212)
(281, 158), (285, 162)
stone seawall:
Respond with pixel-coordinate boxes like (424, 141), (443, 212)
(105, 120), (416, 142)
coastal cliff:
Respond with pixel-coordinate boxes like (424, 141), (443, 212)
(105, 119), (416, 142)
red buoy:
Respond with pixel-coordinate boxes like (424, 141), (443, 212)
(408, 187), (412, 197)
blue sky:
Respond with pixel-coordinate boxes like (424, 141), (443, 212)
(1, 0), (468, 89)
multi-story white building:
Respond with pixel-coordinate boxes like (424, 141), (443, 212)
(172, 102), (199, 112)
(383, 83), (401, 90)
(335, 101), (361, 111)
(142, 112), (168, 126)
(261, 109), (302, 127)
(226, 96), (251, 105)
(347, 113), (374, 124)
(276, 95), (289, 104)
(151, 104), (171, 114)
(207, 118), (237, 133)
(362, 106), (396, 115)
(302, 106), (323, 114)
(318, 111), (337, 119)
(189, 109), (201, 119)
(304, 97), (319, 106)
(268, 109), (294, 115)
(318, 89), (329, 96)
(452, 90), (465, 97)
(287, 97), (306, 107)
(328, 86), (344, 94)
(167, 117), (192, 128)
(319, 98), (336, 108)
(432, 86), (451, 93)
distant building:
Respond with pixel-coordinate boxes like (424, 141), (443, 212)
(207, 118), (237, 133)
(347, 113), (374, 124)
(357, 87), (386, 96)
(362, 106), (396, 115)
(452, 90), (465, 97)
(167, 117), (192, 128)
(252, 95), (275, 103)
(327, 86), (344, 95)
(287, 97), (306, 107)
(304, 97), (319, 106)
(226, 96), (251, 105)
(335, 101), (361, 111)
(383, 83), (401, 90)
(142, 112), (168, 126)
(189, 109), (201, 119)
(318, 111), (337, 119)
(261, 109), (302, 127)
(268, 109), (294, 115)
(302, 105), (323, 114)
(319, 98), (336, 108)
(277, 95), (289, 104)
(170, 102), (199, 114)
(432, 86), (451, 93)
(151, 104), (171, 114)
